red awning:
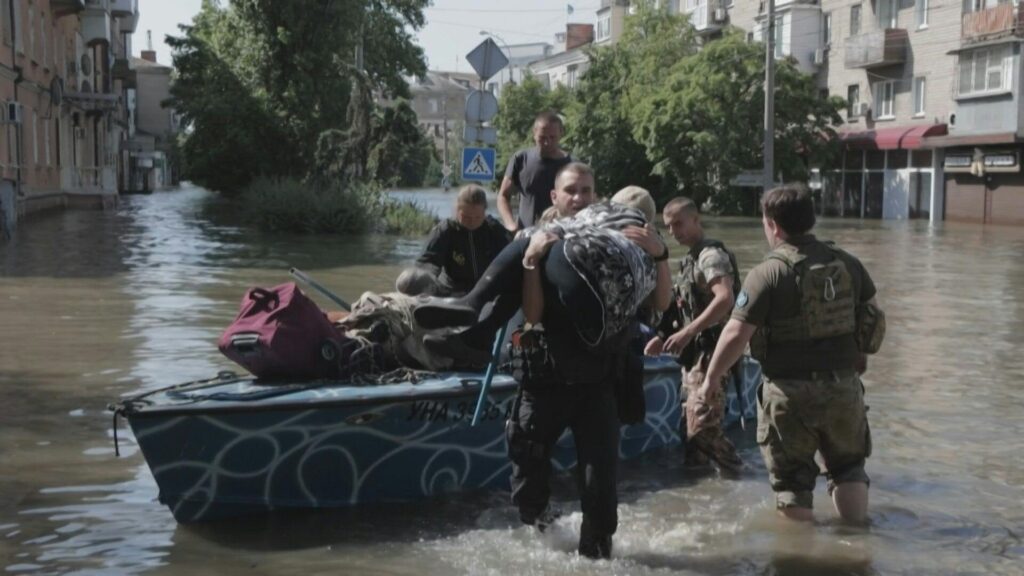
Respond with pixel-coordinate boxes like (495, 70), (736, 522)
(838, 124), (948, 150)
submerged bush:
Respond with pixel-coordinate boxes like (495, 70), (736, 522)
(241, 177), (436, 235)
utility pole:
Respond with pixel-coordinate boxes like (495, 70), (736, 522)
(442, 86), (450, 192)
(763, 0), (776, 195)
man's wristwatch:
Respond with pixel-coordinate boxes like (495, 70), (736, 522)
(653, 245), (670, 262)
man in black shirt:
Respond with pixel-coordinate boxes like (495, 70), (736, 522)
(498, 111), (572, 232)
(397, 185), (510, 297)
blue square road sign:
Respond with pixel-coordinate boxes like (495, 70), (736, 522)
(462, 147), (496, 182)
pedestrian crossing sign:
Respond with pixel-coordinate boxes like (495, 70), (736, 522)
(462, 147), (496, 182)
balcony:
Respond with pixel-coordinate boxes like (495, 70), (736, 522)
(81, 6), (112, 46)
(844, 28), (907, 68)
(50, 0), (85, 18)
(111, 0), (136, 15)
(684, 0), (727, 33)
(962, 4), (1024, 44)
(111, 57), (131, 80)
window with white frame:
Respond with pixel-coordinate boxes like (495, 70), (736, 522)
(958, 47), (1010, 96)
(597, 13), (611, 41)
(823, 12), (832, 46)
(850, 4), (861, 36)
(568, 64), (578, 88)
(44, 118), (50, 166)
(428, 98), (438, 114)
(773, 16), (785, 58)
(915, 0), (929, 28)
(873, 81), (896, 119)
(912, 77), (926, 116)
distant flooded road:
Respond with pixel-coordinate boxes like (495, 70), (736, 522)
(1, 185), (1022, 575)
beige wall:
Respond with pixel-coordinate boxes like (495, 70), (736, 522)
(135, 66), (173, 138)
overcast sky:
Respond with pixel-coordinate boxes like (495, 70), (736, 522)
(133, 1), (598, 71)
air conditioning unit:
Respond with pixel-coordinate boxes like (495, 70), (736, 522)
(813, 48), (826, 66)
(713, 7), (727, 22)
(6, 102), (23, 125)
(857, 102), (870, 117)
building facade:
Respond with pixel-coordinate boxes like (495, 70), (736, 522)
(124, 49), (178, 192)
(0, 0), (139, 235)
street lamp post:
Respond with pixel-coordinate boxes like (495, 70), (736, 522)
(479, 30), (512, 92)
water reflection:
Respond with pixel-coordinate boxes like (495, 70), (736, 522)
(1, 186), (1023, 574)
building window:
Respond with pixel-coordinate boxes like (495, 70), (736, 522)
(850, 4), (861, 36)
(912, 76), (926, 116)
(877, 0), (897, 29)
(597, 13), (611, 41)
(44, 118), (50, 166)
(567, 64), (578, 89)
(32, 111), (38, 165)
(959, 47), (1009, 96)
(916, 0), (928, 28)
(27, 4), (34, 60)
(822, 12), (832, 46)
(847, 84), (860, 119)
(40, 14), (46, 67)
(773, 16), (785, 58)
(428, 98), (438, 114)
(873, 81), (896, 119)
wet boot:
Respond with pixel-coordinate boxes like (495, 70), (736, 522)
(578, 516), (612, 560)
(521, 504), (562, 534)
(414, 238), (529, 329)
(423, 332), (491, 368)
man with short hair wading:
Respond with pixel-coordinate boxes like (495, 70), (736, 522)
(645, 197), (744, 475)
(497, 111), (572, 232)
(699, 185), (884, 523)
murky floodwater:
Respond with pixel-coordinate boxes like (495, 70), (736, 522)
(2, 185), (1022, 575)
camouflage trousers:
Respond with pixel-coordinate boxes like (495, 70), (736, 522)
(681, 361), (744, 475)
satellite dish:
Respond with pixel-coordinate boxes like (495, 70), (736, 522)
(49, 77), (63, 105)
(80, 54), (92, 76)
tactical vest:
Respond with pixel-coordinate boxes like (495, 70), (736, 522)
(674, 239), (742, 365)
(749, 242), (857, 363)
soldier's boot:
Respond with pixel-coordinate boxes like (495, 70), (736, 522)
(578, 516), (613, 560)
(520, 503), (562, 533)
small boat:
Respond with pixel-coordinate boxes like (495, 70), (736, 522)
(111, 357), (761, 523)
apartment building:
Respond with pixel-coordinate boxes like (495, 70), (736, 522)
(407, 70), (477, 154)
(528, 23), (595, 90)
(0, 0), (138, 234)
(124, 47), (178, 192)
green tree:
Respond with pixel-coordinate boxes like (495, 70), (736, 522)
(631, 32), (844, 209)
(567, 0), (696, 200)
(167, 0), (429, 193)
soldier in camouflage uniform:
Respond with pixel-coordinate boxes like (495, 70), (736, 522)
(645, 197), (744, 475)
(699, 186), (883, 524)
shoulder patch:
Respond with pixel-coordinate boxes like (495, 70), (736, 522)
(736, 290), (749, 309)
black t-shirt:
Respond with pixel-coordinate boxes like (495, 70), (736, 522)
(504, 147), (572, 228)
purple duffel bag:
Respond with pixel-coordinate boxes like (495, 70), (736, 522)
(218, 282), (352, 381)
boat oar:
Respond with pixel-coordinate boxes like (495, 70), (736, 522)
(289, 267), (351, 312)
(471, 323), (508, 427)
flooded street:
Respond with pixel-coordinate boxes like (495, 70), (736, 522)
(1, 185), (1022, 575)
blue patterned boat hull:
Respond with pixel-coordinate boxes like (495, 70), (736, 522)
(118, 357), (760, 522)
